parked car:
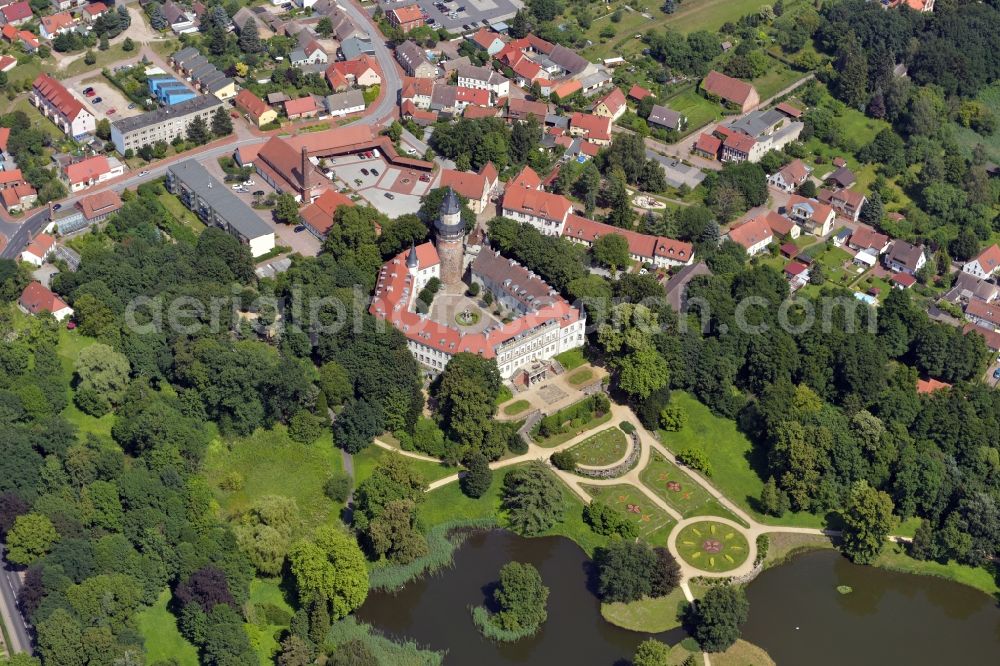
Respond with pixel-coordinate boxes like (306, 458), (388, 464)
(231, 184), (242, 190)
(107, 108), (116, 115)
(384, 192), (395, 199)
(372, 148), (379, 158)
(994, 368), (1000, 380)
(52, 203), (62, 211)
(361, 168), (369, 175)
(243, 179), (255, 186)
(139, 170), (149, 177)
(294, 225), (306, 233)
(371, 168), (379, 176)
(127, 103), (136, 109)
(83, 86), (94, 94)
(419, 174), (430, 182)
(92, 97), (102, 104)
(253, 190), (265, 196)
(404, 147), (417, 155)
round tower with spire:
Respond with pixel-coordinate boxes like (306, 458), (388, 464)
(435, 187), (465, 286)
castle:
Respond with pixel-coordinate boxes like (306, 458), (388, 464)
(370, 188), (586, 383)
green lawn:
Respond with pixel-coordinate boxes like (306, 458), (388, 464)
(568, 427), (628, 466)
(418, 463), (609, 556)
(580, 10), (649, 61)
(554, 348), (587, 370)
(362, 84), (380, 106)
(61, 43), (142, 78)
(245, 578), (296, 665)
(11, 97), (64, 142)
(502, 399), (531, 416)
(664, 87), (723, 136)
(675, 520), (750, 572)
(639, 451), (747, 525)
(581, 484), (676, 547)
(660, 392), (827, 528)
(353, 445), (456, 487)
(657, 0), (781, 33)
(158, 193), (207, 235)
(136, 589), (199, 666)
(601, 586), (689, 633)
(533, 407), (613, 448)
(566, 367), (595, 386)
(874, 544), (1000, 599)
(202, 425), (344, 536)
(54, 327), (117, 439)
(750, 56), (803, 101)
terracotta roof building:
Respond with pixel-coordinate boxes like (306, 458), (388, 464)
(562, 214), (695, 268)
(701, 70), (759, 112)
(299, 187), (355, 238)
(31, 74), (95, 138)
(19, 282), (73, 321)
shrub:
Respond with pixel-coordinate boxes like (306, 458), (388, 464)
(219, 471), (244, 491)
(324, 473), (352, 503)
(676, 448), (712, 476)
(459, 453), (492, 498)
(619, 420), (635, 434)
(550, 450), (576, 471)
(507, 431), (528, 455)
(288, 409), (326, 443)
(659, 403), (687, 431)
(583, 501), (638, 538)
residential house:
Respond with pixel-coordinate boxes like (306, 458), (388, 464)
(323, 89), (365, 117)
(759, 210), (800, 240)
(592, 87), (626, 121)
(0, 54), (15, 72)
(944, 272), (999, 306)
(386, 4), (424, 33)
(547, 44), (589, 77)
(550, 79), (582, 100)
(31, 74), (96, 138)
(0, 1), (32, 27)
(326, 55), (382, 87)
(562, 214), (695, 268)
(963, 244), (1000, 280)
(20, 233), (55, 266)
(577, 68), (613, 97)
(784, 261), (810, 289)
(400, 99), (437, 125)
(767, 159), (810, 192)
(396, 40), (436, 78)
(964, 322), (1000, 353)
(628, 85), (652, 102)
(284, 96), (319, 120)
(401, 76), (434, 109)
(786, 195), (836, 236)
(299, 187), (354, 238)
(568, 113), (612, 145)
(701, 70), (759, 112)
(501, 165), (573, 235)
(848, 225), (891, 255)
(818, 188), (867, 222)
(51, 0), (86, 10)
(111, 94), (222, 154)
(232, 6), (274, 37)
(235, 89), (277, 127)
(468, 28), (505, 56)
(664, 262), (711, 312)
(340, 35), (375, 60)
(162, 1), (197, 34)
(0, 126), (10, 157)
(506, 97), (547, 123)
(826, 165), (856, 189)
(40, 12), (74, 39)
(76, 189), (122, 223)
(693, 133), (722, 160)
(726, 215), (773, 255)
(1, 182), (36, 212)
(0, 169), (25, 190)
(884, 240), (926, 276)
(430, 85), (489, 115)
(965, 298), (1000, 331)
(647, 104), (684, 132)
(719, 108), (802, 163)
(81, 2), (107, 21)
(290, 42), (328, 66)
(439, 162), (499, 214)
(19, 282), (73, 321)
(17, 29), (38, 52)
(456, 63), (510, 98)
(63, 155), (124, 193)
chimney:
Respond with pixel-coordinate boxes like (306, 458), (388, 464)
(300, 146), (311, 198)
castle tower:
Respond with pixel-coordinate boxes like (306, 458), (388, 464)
(435, 188), (465, 286)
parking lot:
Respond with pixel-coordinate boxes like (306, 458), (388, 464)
(75, 79), (141, 122)
(327, 153), (433, 217)
(645, 149), (707, 189)
(406, 0), (520, 33)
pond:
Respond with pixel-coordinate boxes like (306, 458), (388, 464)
(742, 549), (1000, 666)
(358, 530), (1000, 665)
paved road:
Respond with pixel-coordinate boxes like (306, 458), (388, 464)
(343, 0), (400, 128)
(0, 544), (31, 656)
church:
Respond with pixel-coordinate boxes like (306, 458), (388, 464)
(369, 189), (587, 383)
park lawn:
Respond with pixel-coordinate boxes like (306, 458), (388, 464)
(601, 586), (689, 633)
(640, 450), (718, 518)
(655, 0), (778, 33)
(664, 87), (722, 136)
(502, 399), (531, 416)
(137, 589), (199, 666)
(419, 464), (609, 556)
(353, 445), (456, 487)
(533, 408), (613, 447)
(62, 43), (138, 78)
(660, 392), (826, 529)
(158, 193), (207, 235)
(554, 347), (587, 370)
(202, 425), (344, 536)
(245, 578), (296, 665)
(568, 427), (628, 466)
(675, 520), (750, 572)
(713, 640), (776, 666)
(581, 484), (676, 547)
(567, 367), (595, 386)
(873, 544), (1000, 599)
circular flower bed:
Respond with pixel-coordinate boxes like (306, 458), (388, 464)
(675, 521), (749, 572)
(455, 309), (481, 327)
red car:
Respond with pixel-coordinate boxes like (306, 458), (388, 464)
(106, 108), (116, 115)
(419, 174), (430, 182)
(84, 89), (96, 97)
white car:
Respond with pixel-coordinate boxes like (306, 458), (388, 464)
(372, 148), (380, 158)
(138, 170), (149, 177)
(231, 184), (241, 190)
(243, 179), (255, 186)
(404, 147), (417, 155)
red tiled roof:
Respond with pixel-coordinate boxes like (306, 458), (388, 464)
(41, 12), (74, 34)
(454, 86), (490, 106)
(694, 133), (721, 155)
(916, 377), (950, 394)
(1, 25), (17, 41)
(727, 216), (773, 250)
(570, 112), (611, 141)
(510, 57), (542, 81)
(788, 194), (835, 224)
(1, 1), (32, 23)
(0, 55), (15, 72)
(760, 211), (796, 236)
(0, 127), (9, 152)
(972, 244), (1000, 274)
(562, 214), (694, 264)
(507, 165), (542, 190)
(77, 189), (122, 220)
(724, 132), (756, 154)
(471, 27), (503, 50)
(785, 261), (808, 276)
(849, 225), (889, 251)
(507, 97), (546, 120)
(64, 156), (109, 185)
(388, 5), (423, 23)
(551, 79), (582, 99)
(284, 96), (318, 117)
(299, 188), (354, 235)
(235, 89), (270, 121)
(401, 76), (433, 98)
(702, 70), (756, 106)
(83, 2), (108, 15)
(24, 233), (54, 258)
(777, 159), (808, 185)
(401, 99), (437, 123)
(964, 322), (1000, 351)
(440, 167), (491, 201)
(775, 102), (802, 118)
(595, 87), (626, 115)
(328, 54), (381, 81)
(19, 30), (38, 49)
(2, 183), (34, 208)
(463, 104), (498, 119)
(891, 272), (917, 288)
(820, 187), (866, 209)
(19, 282), (69, 316)
(0, 169), (23, 186)
(965, 298), (1000, 327)
(628, 85), (652, 101)
(33, 74), (89, 122)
